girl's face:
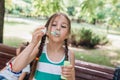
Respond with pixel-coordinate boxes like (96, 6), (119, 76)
(47, 15), (70, 43)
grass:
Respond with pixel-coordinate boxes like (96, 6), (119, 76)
(75, 53), (112, 67)
(75, 49), (113, 67)
(3, 18), (120, 67)
(73, 47), (120, 68)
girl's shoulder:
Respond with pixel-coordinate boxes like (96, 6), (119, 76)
(68, 50), (75, 58)
(68, 50), (75, 65)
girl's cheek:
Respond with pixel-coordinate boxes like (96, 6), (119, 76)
(62, 30), (69, 36)
(50, 27), (56, 32)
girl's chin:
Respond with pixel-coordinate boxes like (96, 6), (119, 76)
(51, 38), (63, 43)
(48, 36), (65, 43)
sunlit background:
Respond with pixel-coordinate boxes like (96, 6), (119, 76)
(3, 0), (120, 67)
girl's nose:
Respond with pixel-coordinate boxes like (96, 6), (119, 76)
(56, 25), (61, 30)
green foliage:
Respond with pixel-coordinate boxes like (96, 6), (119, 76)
(96, 11), (105, 20)
(5, 0), (120, 28)
(5, 0), (33, 17)
(80, 0), (98, 23)
(70, 27), (108, 48)
(23, 0), (32, 3)
(72, 0), (119, 27)
(67, 6), (75, 16)
(105, 2), (120, 27)
(99, 34), (109, 45)
(79, 28), (100, 48)
(5, 0), (13, 11)
(90, 35), (101, 47)
(32, 0), (63, 16)
(80, 28), (92, 41)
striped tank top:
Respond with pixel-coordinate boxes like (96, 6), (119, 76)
(33, 45), (65, 80)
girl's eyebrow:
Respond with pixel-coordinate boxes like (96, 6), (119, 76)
(53, 21), (57, 23)
(62, 22), (68, 26)
(53, 21), (68, 26)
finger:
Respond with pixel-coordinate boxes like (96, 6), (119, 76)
(62, 71), (72, 75)
(62, 65), (73, 69)
(62, 66), (72, 70)
(62, 67), (72, 73)
(62, 73), (72, 78)
(62, 74), (72, 78)
(62, 69), (72, 74)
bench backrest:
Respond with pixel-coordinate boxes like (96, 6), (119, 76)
(0, 44), (16, 55)
(75, 60), (115, 80)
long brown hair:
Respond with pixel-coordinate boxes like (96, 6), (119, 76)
(29, 13), (71, 80)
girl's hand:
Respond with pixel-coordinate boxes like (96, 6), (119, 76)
(61, 65), (73, 80)
(31, 26), (46, 45)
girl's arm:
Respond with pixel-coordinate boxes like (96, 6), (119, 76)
(18, 72), (27, 80)
(12, 26), (45, 72)
(12, 43), (38, 72)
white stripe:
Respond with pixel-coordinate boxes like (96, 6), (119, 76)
(37, 62), (62, 75)
(33, 78), (36, 80)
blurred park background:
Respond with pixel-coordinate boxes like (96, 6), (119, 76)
(0, 0), (120, 67)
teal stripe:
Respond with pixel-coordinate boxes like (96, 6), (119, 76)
(35, 51), (65, 80)
(39, 53), (64, 65)
(34, 70), (61, 80)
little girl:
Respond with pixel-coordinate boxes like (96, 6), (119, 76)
(12, 12), (75, 80)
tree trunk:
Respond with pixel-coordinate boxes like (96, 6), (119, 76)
(0, 0), (5, 43)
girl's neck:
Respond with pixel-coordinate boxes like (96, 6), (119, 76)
(47, 41), (65, 62)
(47, 41), (63, 53)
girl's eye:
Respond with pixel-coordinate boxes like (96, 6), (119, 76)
(61, 25), (67, 28)
(52, 24), (56, 27)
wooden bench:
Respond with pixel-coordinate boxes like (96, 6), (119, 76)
(0, 44), (16, 69)
(0, 43), (115, 80)
(75, 60), (115, 80)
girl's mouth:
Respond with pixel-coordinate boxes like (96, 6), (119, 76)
(51, 30), (60, 37)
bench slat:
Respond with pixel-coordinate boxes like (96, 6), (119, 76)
(75, 66), (113, 80)
(75, 60), (114, 74)
(0, 44), (16, 55)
